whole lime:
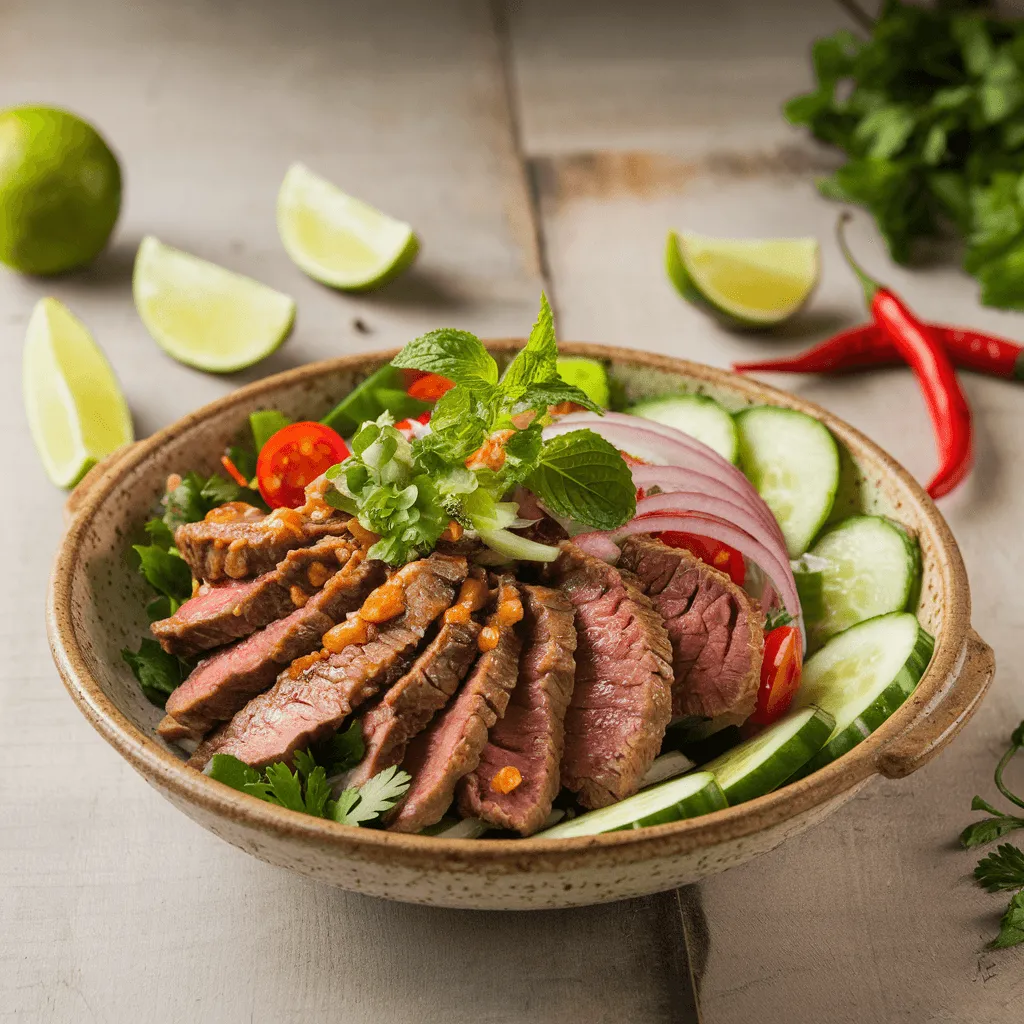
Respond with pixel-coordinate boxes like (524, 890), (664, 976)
(0, 106), (121, 275)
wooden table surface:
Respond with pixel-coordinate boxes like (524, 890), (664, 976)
(3, 2), (1023, 1021)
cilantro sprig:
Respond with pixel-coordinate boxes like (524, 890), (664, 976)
(961, 720), (1024, 949)
(788, 2), (1024, 308)
(328, 294), (636, 565)
(206, 724), (411, 827)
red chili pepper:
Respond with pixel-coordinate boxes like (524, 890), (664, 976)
(220, 454), (250, 489)
(837, 214), (973, 500)
(733, 322), (1024, 380)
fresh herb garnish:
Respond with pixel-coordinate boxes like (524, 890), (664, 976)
(764, 608), (795, 632)
(961, 719), (1024, 948)
(121, 639), (188, 707)
(788, 2), (1024, 308)
(207, 745), (410, 827)
(328, 294), (635, 564)
(321, 364), (431, 436)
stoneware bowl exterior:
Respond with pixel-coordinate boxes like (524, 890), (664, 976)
(48, 342), (995, 910)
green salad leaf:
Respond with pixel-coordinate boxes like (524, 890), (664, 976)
(249, 409), (292, 451)
(321, 364), (431, 436)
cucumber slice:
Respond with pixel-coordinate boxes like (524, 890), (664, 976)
(735, 406), (840, 557)
(794, 612), (934, 774)
(803, 516), (920, 649)
(535, 771), (726, 838)
(627, 394), (738, 463)
(557, 357), (610, 409)
(701, 706), (835, 804)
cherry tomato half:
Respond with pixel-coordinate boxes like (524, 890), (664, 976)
(406, 373), (454, 402)
(749, 625), (803, 727)
(658, 531), (746, 586)
(256, 422), (350, 509)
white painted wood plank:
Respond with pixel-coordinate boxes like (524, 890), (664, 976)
(510, 0), (1024, 1019)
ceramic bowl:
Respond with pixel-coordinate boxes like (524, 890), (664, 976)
(47, 343), (995, 910)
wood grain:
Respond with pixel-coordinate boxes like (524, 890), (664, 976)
(507, 0), (1024, 1020)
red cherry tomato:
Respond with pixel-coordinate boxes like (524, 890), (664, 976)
(749, 625), (803, 727)
(658, 531), (746, 586)
(406, 373), (454, 401)
(256, 422), (350, 509)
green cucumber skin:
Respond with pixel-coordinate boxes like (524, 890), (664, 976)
(806, 515), (922, 649)
(707, 709), (835, 805)
(795, 620), (935, 778)
(734, 406), (841, 557)
(627, 394), (738, 463)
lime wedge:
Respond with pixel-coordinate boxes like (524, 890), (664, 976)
(133, 236), (295, 373)
(277, 163), (418, 291)
(23, 297), (133, 487)
(666, 230), (819, 328)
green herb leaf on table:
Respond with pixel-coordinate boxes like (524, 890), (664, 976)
(526, 430), (637, 531)
(975, 844), (1024, 892)
(961, 816), (1024, 849)
(121, 639), (186, 708)
(993, 892), (1024, 949)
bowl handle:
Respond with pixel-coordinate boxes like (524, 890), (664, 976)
(64, 443), (141, 527)
(875, 629), (995, 779)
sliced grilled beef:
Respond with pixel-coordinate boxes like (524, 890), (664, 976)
(389, 577), (523, 834)
(349, 619), (482, 787)
(618, 536), (764, 720)
(457, 585), (576, 836)
(160, 552), (385, 741)
(175, 503), (350, 582)
(552, 543), (673, 809)
(187, 554), (467, 769)
(151, 536), (355, 657)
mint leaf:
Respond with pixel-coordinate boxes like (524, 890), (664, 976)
(249, 409), (292, 451)
(392, 329), (498, 389)
(975, 844), (1024, 892)
(207, 753), (262, 791)
(321, 365), (431, 436)
(512, 379), (601, 415)
(527, 430), (636, 530)
(992, 891), (1024, 949)
(121, 639), (185, 707)
(500, 292), (557, 394)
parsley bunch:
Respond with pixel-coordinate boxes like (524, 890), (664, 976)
(206, 723), (411, 827)
(961, 720), (1024, 948)
(327, 295), (637, 565)
(788, 1), (1024, 308)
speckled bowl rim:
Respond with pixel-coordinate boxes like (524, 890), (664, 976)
(47, 342), (972, 874)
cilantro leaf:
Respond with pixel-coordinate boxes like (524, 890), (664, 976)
(961, 816), (1024, 849)
(392, 329), (499, 389)
(330, 765), (412, 825)
(162, 470), (261, 531)
(301, 766), (333, 818)
(121, 639), (186, 707)
(320, 720), (366, 775)
(132, 543), (193, 609)
(500, 292), (557, 394)
(527, 430), (636, 530)
(143, 518), (175, 550)
(975, 844), (1024, 892)
(244, 762), (306, 812)
(321, 365), (431, 436)
(207, 753), (262, 791)
(992, 891), (1024, 949)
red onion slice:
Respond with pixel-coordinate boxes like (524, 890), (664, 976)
(629, 464), (784, 547)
